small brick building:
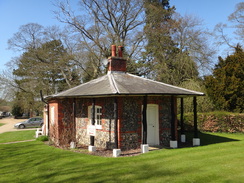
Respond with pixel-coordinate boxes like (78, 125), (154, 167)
(44, 45), (204, 150)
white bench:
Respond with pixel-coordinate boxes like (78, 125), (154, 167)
(35, 125), (44, 138)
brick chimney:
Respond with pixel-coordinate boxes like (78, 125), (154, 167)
(108, 45), (126, 72)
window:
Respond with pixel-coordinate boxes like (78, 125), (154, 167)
(88, 105), (102, 129)
(50, 106), (55, 125)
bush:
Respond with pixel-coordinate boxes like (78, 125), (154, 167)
(11, 105), (23, 117)
(179, 111), (244, 133)
(36, 136), (49, 142)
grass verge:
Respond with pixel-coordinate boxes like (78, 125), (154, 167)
(0, 130), (35, 143)
(0, 132), (243, 182)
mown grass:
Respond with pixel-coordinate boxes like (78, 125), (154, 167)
(0, 123), (5, 127)
(0, 132), (243, 182)
(0, 130), (35, 143)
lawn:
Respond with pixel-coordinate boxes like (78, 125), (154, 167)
(0, 123), (5, 127)
(0, 131), (243, 183)
(0, 130), (35, 143)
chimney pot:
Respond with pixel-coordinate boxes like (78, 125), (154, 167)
(108, 45), (126, 73)
(118, 46), (123, 57)
(111, 45), (116, 57)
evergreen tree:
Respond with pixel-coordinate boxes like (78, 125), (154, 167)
(13, 40), (80, 114)
(205, 45), (244, 112)
(142, 0), (199, 85)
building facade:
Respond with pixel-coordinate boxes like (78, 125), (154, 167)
(44, 45), (204, 150)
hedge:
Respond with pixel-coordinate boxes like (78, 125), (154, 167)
(179, 111), (244, 133)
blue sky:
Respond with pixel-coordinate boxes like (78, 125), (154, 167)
(0, 0), (243, 72)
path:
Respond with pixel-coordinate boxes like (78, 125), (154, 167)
(0, 117), (38, 134)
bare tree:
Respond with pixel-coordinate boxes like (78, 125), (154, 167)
(8, 23), (44, 51)
(229, 2), (244, 41)
(0, 67), (18, 101)
(54, 0), (145, 79)
(214, 2), (244, 49)
(172, 13), (216, 75)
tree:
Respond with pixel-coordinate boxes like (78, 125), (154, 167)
(215, 2), (244, 48)
(6, 23), (83, 114)
(11, 40), (80, 114)
(141, 0), (201, 85)
(14, 40), (79, 94)
(172, 13), (216, 76)
(8, 23), (44, 51)
(228, 2), (244, 42)
(142, 0), (178, 83)
(178, 79), (214, 113)
(0, 68), (18, 101)
(54, 0), (145, 80)
(205, 45), (244, 112)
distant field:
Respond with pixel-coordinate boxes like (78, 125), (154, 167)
(0, 131), (243, 182)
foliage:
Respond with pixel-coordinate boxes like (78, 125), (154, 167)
(205, 46), (244, 112)
(141, 1), (215, 86)
(14, 40), (80, 95)
(0, 99), (8, 106)
(36, 136), (49, 142)
(11, 104), (23, 117)
(11, 39), (80, 114)
(178, 79), (214, 113)
(142, 0), (185, 85)
(0, 132), (244, 182)
(0, 104), (11, 113)
(0, 99), (13, 114)
(3, 1), (217, 114)
(172, 13), (216, 75)
(181, 111), (244, 133)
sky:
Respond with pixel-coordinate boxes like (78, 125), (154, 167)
(0, 0), (243, 72)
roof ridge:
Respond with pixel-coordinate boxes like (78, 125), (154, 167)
(108, 73), (120, 93)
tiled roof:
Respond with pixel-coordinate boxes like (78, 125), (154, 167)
(47, 72), (204, 99)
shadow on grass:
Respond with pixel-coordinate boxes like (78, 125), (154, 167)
(184, 132), (240, 146)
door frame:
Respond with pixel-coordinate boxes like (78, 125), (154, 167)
(142, 104), (159, 145)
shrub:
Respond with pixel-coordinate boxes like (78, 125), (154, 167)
(36, 136), (49, 142)
(179, 111), (244, 133)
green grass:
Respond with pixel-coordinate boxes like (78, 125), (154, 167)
(0, 132), (244, 183)
(0, 123), (5, 127)
(0, 130), (35, 143)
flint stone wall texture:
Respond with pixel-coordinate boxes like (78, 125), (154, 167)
(159, 97), (171, 146)
(75, 98), (117, 149)
(119, 97), (142, 150)
(49, 96), (173, 150)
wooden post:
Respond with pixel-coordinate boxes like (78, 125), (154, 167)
(46, 104), (49, 136)
(114, 97), (118, 149)
(180, 98), (184, 134)
(90, 98), (95, 146)
(142, 96), (147, 144)
(73, 99), (76, 141)
(193, 97), (198, 138)
(171, 96), (176, 141)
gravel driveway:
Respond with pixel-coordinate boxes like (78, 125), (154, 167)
(0, 117), (37, 134)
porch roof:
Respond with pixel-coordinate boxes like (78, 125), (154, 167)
(47, 72), (204, 99)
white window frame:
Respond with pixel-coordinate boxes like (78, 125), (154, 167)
(88, 105), (102, 129)
(50, 106), (55, 126)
